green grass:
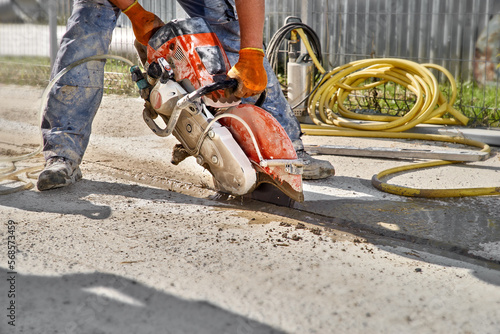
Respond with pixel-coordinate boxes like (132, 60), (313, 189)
(453, 81), (499, 127)
(0, 56), (138, 96)
(0, 56), (52, 87)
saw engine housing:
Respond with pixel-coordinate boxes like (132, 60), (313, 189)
(135, 17), (304, 203)
(147, 17), (231, 105)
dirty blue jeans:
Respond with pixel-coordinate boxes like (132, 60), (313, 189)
(41, 0), (303, 165)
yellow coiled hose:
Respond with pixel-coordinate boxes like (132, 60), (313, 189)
(295, 29), (499, 198)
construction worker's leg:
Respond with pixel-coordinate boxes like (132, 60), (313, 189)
(41, 0), (120, 165)
(38, 0), (119, 190)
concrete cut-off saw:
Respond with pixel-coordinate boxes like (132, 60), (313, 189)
(130, 17), (304, 206)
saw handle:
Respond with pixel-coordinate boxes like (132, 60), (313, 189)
(200, 79), (266, 107)
(254, 90), (266, 107)
(144, 79), (268, 138)
(198, 79), (238, 99)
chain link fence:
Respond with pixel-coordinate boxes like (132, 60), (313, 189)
(0, 0), (498, 126)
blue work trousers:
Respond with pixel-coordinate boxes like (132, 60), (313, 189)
(41, 0), (303, 164)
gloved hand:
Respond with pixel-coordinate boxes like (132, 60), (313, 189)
(226, 48), (268, 99)
(123, 0), (164, 46)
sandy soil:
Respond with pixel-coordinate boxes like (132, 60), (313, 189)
(1, 84), (500, 333)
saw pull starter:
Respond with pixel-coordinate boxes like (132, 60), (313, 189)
(130, 17), (304, 204)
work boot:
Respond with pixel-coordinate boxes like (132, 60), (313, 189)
(37, 157), (82, 191)
(297, 150), (335, 180)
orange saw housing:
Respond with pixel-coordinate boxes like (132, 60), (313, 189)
(147, 18), (231, 101)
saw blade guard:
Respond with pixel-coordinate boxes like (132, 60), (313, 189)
(219, 105), (304, 202)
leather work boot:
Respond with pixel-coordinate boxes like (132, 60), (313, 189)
(37, 157), (82, 191)
(296, 150), (335, 180)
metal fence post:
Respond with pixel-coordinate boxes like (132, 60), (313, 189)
(49, 0), (59, 70)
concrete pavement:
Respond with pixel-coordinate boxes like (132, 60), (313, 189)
(1, 84), (500, 333)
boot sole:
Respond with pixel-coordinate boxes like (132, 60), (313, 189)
(37, 168), (82, 191)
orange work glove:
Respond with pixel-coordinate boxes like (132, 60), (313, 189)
(226, 48), (268, 99)
(123, 0), (164, 46)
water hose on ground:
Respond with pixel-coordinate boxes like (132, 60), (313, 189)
(293, 27), (499, 198)
(0, 55), (135, 195)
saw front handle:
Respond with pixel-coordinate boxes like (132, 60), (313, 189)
(142, 79), (238, 137)
(142, 77), (298, 171)
(180, 77), (266, 107)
